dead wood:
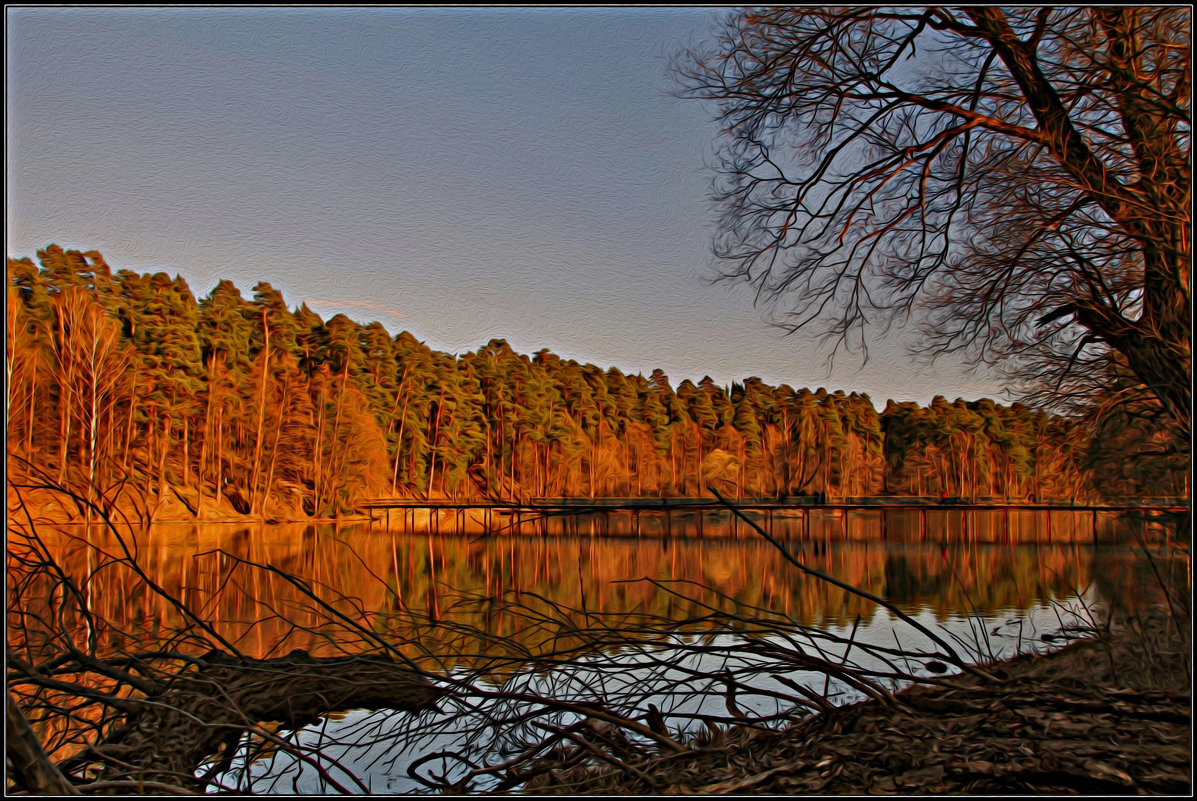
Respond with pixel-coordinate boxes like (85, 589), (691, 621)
(61, 650), (442, 792)
(7, 690), (80, 795)
(521, 631), (1192, 795)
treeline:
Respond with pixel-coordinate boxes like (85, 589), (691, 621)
(5, 247), (1182, 520)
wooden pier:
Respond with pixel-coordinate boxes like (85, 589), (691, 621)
(357, 496), (1188, 540)
(359, 495), (1189, 514)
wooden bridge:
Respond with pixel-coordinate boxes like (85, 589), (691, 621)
(358, 495), (1189, 514)
(357, 495), (1188, 539)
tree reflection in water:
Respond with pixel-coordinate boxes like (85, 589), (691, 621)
(8, 503), (1185, 793)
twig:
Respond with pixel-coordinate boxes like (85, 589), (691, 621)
(710, 488), (998, 680)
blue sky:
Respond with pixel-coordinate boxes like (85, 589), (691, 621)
(7, 7), (1008, 405)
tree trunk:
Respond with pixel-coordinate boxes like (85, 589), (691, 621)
(215, 406), (224, 510)
(426, 387), (446, 500)
(86, 349), (98, 524)
(261, 376), (289, 517)
(76, 652), (440, 793)
(313, 374), (327, 514)
(7, 692), (79, 795)
(26, 365), (37, 458)
(196, 357), (217, 519)
(249, 311), (270, 516)
(325, 366), (350, 510)
(388, 364), (411, 495)
(122, 372), (137, 472)
(182, 418), (190, 490)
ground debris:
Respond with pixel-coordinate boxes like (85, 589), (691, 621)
(522, 627), (1191, 795)
(59, 650), (441, 792)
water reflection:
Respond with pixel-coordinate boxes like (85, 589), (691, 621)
(11, 510), (1188, 794)
(15, 509), (1184, 668)
(366, 505), (1166, 544)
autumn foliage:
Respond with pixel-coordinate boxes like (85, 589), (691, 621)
(6, 246), (1185, 522)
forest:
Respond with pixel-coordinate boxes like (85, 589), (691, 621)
(6, 246), (1187, 522)
(5, 8), (1191, 796)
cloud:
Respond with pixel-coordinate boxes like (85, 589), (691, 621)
(304, 297), (407, 321)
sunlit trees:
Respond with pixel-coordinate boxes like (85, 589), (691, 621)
(878, 397), (1092, 500)
(6, 259), (52, 460)
(245, 283), (294, 515)
(388, 332), (434, 497)
(10, 245), (1161, 523)
(676, 8), (1190, 436)
(47, 289), (130, 507)
(5, 286), (21, 420)
(197, 280), (256, 515)
(105, 271), (205, 512)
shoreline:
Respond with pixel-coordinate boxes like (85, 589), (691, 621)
(12, 494), (1186, 550)
(523, 623), (1192, 794)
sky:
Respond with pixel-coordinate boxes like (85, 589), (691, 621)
(6, 7), (1010, 407)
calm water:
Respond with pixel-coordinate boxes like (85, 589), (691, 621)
(26, 509), (1186, 661)
(14, 508), (1189, 793)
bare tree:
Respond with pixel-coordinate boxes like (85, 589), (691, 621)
(49, 289), (131, 513)
(675, 8), (1190, 433)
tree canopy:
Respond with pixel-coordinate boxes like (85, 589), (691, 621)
(10, 246), (1183, 525)
(675, 7), (1190, 436)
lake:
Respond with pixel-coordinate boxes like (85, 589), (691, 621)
(15, 507), (1189, 793)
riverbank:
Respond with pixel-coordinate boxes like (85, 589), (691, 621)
(5, 484), (371, 526)
(11, 484), (1186, 548)
(523, 617), (1191, 794)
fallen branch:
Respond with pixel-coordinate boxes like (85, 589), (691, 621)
(68, 649), (443, 791)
